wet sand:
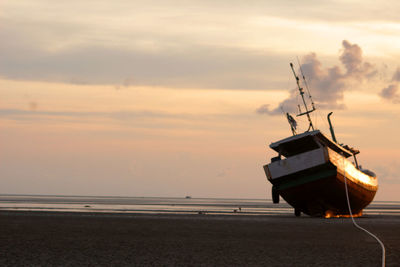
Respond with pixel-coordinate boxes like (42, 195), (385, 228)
(0, 211), (399, 266)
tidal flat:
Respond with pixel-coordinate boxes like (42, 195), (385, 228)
(0, 211), (399, 266)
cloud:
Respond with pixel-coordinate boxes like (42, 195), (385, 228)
(378, 67), (400, 104)
(0, 108), (193, 121)
(0, 16), (288, 90)
(257, 40), (376, 115)
(0, 41), (289, 90)
(256, 104), (272, 115)
(339, 40), (377, 78)
(0, 108), (244, 125)
(2, 1), (399, 91)
(391, 67), (400, 82)
(379, 68), (400, 104)
(380, 84), (400, 103)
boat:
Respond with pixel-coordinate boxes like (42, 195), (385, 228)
(263, 63), (378, 217)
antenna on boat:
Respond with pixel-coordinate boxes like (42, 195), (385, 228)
(290, 62), (316, 131)
(297, 57), (316, 111)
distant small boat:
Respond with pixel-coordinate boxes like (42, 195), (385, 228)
(185, 196), (192, 199)
(263, 63), (378, 217)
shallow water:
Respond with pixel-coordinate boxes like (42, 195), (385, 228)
(1, 194), (399, 216)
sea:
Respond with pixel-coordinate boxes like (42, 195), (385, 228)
(1, 194), (400, 216)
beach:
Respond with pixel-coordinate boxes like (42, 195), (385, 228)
(0, 211), (398, 266)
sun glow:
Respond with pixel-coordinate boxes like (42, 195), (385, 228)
(325, 210), (363, 219)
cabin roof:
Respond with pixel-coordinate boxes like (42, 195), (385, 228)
(270, 130), (354, 158)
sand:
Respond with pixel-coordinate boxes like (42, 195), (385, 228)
(0, 211), (399, 266)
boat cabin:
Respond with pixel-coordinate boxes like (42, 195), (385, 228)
(270, 130), (354, 159)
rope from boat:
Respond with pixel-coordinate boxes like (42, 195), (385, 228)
(342, 157), (386, 267)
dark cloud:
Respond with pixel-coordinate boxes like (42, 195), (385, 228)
(257, 40), (376, 115)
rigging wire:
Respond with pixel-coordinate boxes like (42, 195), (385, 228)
(342, 156), (386, 267)
(294, 57), (331, 133)
(297, 56), (315, 109)
(316, 104), (330, 134)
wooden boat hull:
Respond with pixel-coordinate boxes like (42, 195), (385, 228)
(264, 147), (378, 217)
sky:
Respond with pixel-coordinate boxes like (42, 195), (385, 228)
(1, 0), (400, 200)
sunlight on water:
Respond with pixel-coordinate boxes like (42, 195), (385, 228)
(0, 195), (399, 216)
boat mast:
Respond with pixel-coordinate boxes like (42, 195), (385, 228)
(290, 62), (316, 131)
